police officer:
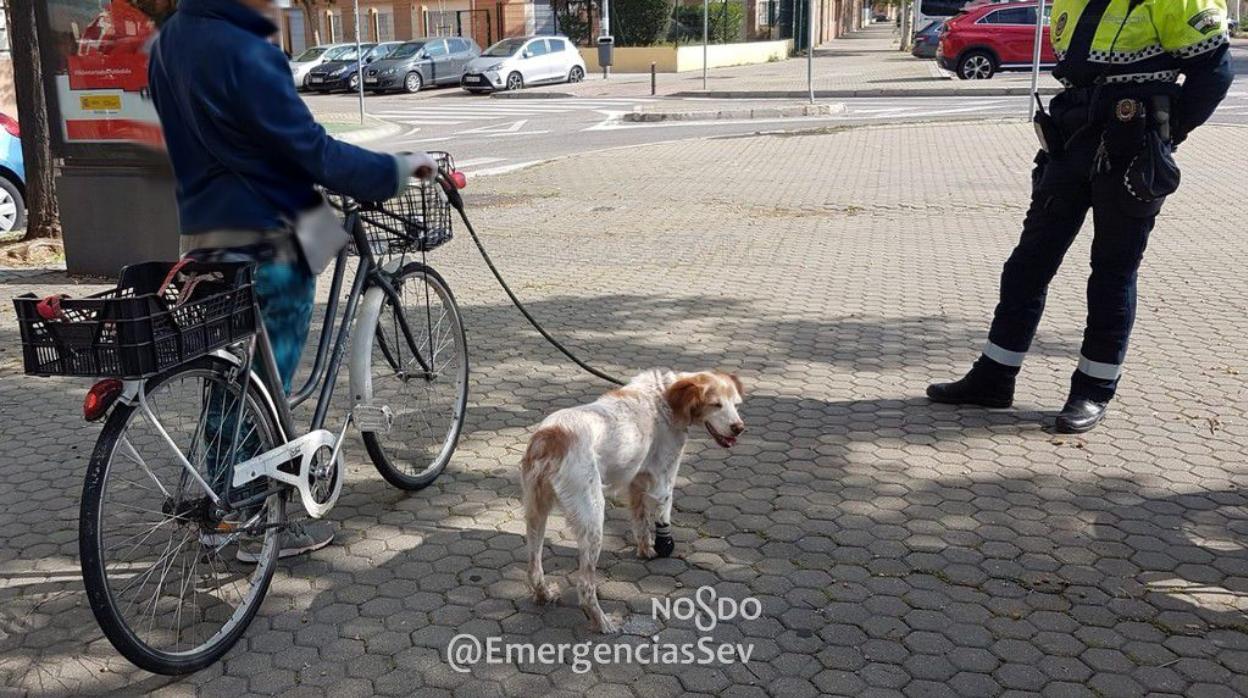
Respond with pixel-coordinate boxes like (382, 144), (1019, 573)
(927, 0), (1234, 433)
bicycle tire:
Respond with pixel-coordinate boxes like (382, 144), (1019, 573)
(80, 356), (285, 675)
(362, 264), (468, 491)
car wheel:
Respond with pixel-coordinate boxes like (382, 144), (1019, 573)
(0, 176), (26, 233)
(404, 72), (424, 94)
(957, 51), (996, 80)
(567, 66), (585, 83)
(506, 72), (524, 91)
(347, 73), (360, 91)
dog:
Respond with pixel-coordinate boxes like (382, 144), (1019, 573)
(520, 369), (746, 632)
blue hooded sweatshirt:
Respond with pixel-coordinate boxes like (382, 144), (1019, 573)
(148, 0), (404, 235)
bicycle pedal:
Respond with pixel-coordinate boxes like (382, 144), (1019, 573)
(353, 404), (395, 433)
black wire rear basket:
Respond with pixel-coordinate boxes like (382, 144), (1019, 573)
(14, 261), (257, 379)
(324, 151), (455, 256)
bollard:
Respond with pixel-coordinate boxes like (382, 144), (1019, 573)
(651, 62), (656, 96)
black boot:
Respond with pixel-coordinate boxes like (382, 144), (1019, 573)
(1055, 398), (1108, 433)
(653, 522), (675, 558)
(927, 368), (1015, 409)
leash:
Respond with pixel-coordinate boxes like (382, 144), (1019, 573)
(439, 176), (626, 387)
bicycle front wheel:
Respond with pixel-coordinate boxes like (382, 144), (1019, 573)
(80, 356), (285, 675)
(363, 263), (468, 490)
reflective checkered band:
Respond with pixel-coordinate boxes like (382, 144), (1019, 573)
(1103, 70), (1181, 83)
(1087, 44), (1166, 64)
(1172, 32), (1228, 59)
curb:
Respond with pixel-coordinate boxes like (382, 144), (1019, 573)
(490, 90), (578, 99)
(334, 120), (404, 144)
(623, 103), (846, 122)
(671, 86), (1064, 98)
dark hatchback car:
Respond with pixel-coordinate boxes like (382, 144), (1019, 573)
(365, 37), (481, 94)
(307, 42), (402, 93)
(911, 20), (943, 59)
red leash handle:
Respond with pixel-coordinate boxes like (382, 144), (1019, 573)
(36, 295), (68, 321)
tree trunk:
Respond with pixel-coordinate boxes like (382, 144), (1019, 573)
(7, 0), (61, 240)
(299, 1), (322, 45)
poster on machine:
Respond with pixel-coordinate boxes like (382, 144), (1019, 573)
(45, 0), (176, 146)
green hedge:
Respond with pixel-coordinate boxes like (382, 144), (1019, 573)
(671, 2), (745, 44)
(614, 0), (677, 46)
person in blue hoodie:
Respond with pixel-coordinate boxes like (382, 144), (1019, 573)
(148, 0), (437, 560)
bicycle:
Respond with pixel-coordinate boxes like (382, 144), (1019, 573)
(13, 153), (469, 675)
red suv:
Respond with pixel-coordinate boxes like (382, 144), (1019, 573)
(937, 1), (1056, 80)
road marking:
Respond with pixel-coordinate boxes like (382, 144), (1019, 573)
(453, 157), (506, 169)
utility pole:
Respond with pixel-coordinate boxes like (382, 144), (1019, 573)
(354, 0), (365, 124)
(601, 0), (611, 77)
(1028, 0), (1046, 118)
(807, 0), (815, 103)
(702, 0), (709, 89)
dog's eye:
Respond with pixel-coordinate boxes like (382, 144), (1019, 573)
(711, 401), (723, 408)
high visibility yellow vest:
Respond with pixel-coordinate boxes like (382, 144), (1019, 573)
(1049, 0), (1229, 87)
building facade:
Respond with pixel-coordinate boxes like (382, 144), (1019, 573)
(277, 0), (862, 54)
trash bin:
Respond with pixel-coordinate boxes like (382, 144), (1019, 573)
(597, 35), (615, 68)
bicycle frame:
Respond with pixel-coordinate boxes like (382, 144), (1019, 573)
(120, 203), (437, 520)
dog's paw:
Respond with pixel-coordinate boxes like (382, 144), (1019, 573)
(591, 615), (619, 634)
(653, 529), (675, 559)
(532, 582), (560, 605)
(636, 541), (656, 559)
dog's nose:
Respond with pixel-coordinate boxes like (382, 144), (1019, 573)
(730, 423), (745, 436)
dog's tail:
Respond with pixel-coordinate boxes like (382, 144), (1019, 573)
(521, 425), (573, 503)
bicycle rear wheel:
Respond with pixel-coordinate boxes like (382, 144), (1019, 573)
(80, 356), (284, 675)
(362, 264), (468, 490)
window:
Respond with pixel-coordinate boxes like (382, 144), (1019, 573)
(982, 8), (1035, 24)
(368, 7), (394, 42)
(547, 38), (567, 53)
(757, 0), (777, 27)
(526, 40), (549, 57)
(0, 0), (9, 54)
(484, 38), (527, 57)
(450, 38), (471, 53)
(425, 40), (447, 57)
(326, 10), (343, 42)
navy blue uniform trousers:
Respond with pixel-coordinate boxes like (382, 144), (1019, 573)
(977, 126), (1159, 402)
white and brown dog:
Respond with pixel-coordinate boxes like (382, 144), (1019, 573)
(520, 369), (746, 632)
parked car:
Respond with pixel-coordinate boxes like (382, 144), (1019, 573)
(937, 1), (1055, 79)
(290, 44), (352, 90)
(462, 36), (587, 93)
(366, 37), (481, 93)
(0, 114), (25, 233)
(306, 43), (387, 93)
(911, 20), (943, 58)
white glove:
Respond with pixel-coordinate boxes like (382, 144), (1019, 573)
(404, 152), (439, 180)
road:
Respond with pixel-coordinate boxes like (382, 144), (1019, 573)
(306, 86), (1248, 176)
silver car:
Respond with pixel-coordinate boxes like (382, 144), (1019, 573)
(290, 44), (353, 90)
(461, 36), (587, 93)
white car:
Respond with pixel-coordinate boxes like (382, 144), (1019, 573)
(290, 44), (353, 90)
(461, 36), (586, 93)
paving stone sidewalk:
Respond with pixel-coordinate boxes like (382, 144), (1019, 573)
(508, 24), (1064, 99)
(1, 120), (1247, 697)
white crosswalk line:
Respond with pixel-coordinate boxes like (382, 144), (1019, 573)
(453, 157), (506, 169)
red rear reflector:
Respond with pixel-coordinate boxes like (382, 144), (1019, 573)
(451, 171), (467, 190)
(84, 379), (124, 422)
(0, 114), (18, 138)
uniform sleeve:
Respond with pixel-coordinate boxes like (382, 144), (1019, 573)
(1153, 0), (1229, 57)
(229, 42), (405, 202)
(1152, 0), (1233, 144)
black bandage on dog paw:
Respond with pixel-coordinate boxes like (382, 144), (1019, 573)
(654, 522), (675, 558)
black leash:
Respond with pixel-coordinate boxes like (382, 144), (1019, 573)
(439, 176), (626, 387)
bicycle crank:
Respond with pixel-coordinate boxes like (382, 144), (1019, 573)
(231, 430), (344, 518)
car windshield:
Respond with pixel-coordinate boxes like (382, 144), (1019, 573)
(293, 47), (326, 62)
(390, 42), (426, 59)
(368, 43), (400, 60)
(325, 46), (356, 61)
(483, 38), (526, 57)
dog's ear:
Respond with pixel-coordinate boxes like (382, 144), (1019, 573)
(665, 378), (705, 425)
(719, 372), (744, 397)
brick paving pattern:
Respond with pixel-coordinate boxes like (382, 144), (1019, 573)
(0, 121), (1246, 696)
